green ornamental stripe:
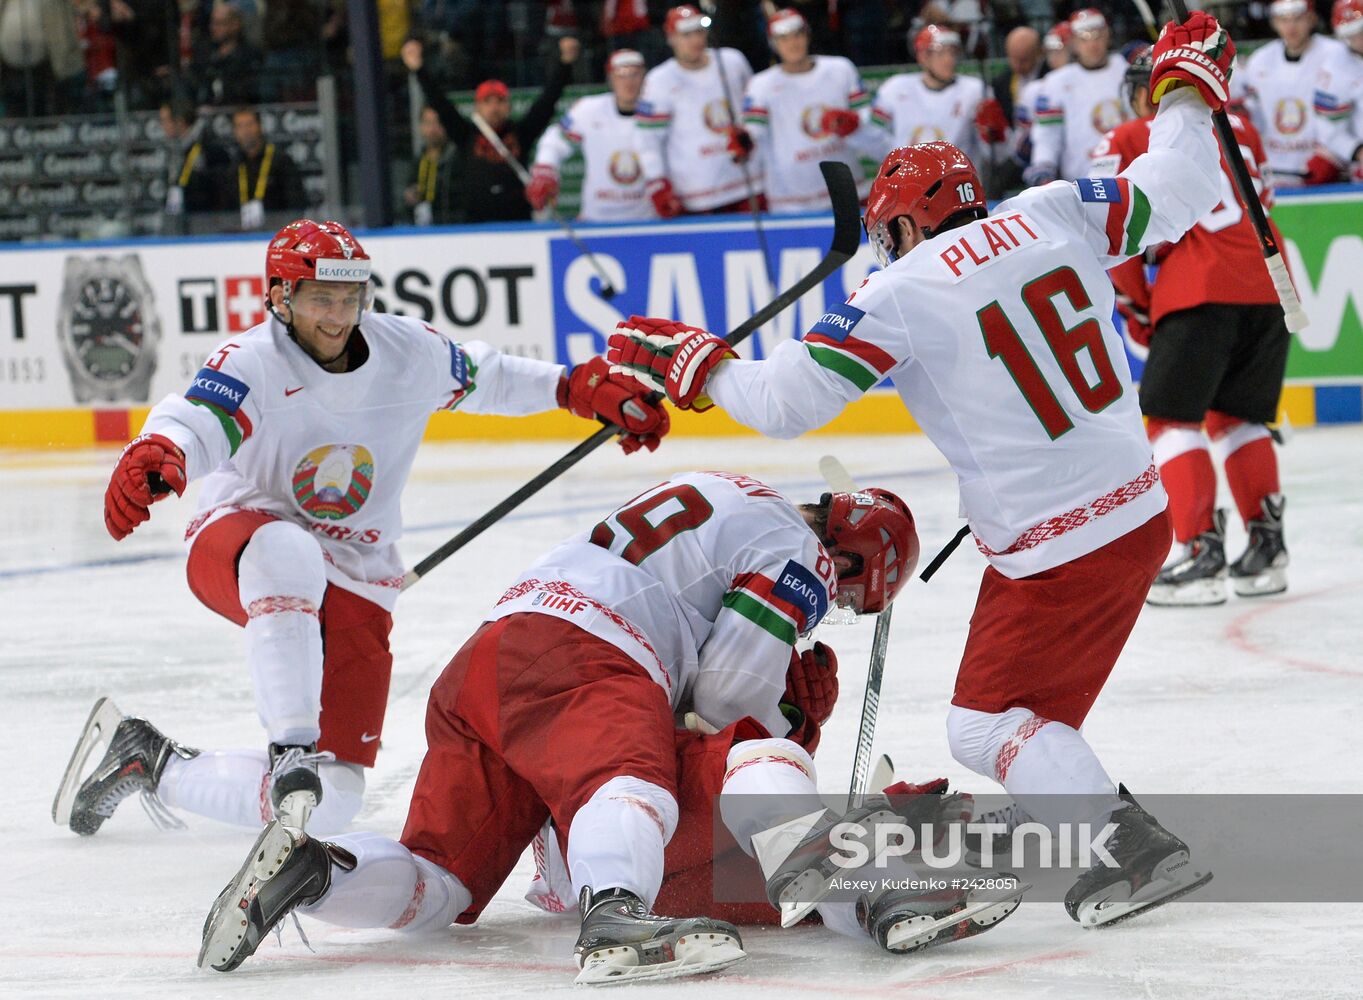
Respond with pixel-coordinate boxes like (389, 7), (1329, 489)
(723, 591), (797, 644)
(806, 343), (879, 392)
(1123, 184), (1152, 256)
(189, 398), (242, 456)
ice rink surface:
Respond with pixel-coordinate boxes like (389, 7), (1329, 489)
(3, 427), (1361, 999)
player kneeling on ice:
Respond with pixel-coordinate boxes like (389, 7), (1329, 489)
(198, 471), (917, 983)
(609, 13), (1236, 928)
(53, 219), (669, 841)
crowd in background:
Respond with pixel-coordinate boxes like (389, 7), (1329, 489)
(0, 0), (1359, 235)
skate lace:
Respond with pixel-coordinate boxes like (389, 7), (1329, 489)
(138, 790), (187, 831)
(270, 911), (315, 955)
(268, 747), (336, 797)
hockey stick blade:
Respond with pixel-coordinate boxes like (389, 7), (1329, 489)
(402, 162), (862, 588)
(817, 455), (858, 493)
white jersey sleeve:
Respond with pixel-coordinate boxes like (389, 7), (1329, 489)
(1315, 47), (1363, 167)
(635, 66), (675, 183)
(431, 332), (564, 417)
(532, 118), (575, 172)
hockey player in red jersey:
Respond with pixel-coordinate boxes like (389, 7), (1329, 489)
(608, 12), (1237, 926)
(1093, 51), (1291, 605)
(53, 220), (670, 840)
(195, 472), (918, 983)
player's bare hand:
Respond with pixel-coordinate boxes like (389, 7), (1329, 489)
(401, 39), (424, 73)
(559, 35), (581, 64)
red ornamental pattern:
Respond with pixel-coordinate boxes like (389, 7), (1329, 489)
(976, 464), (1159, 556)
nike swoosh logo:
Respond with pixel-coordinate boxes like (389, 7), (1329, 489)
(285, 386), (304, 396)
(360, 732), (379, 743)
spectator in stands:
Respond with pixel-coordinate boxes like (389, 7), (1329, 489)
(529, 48), (654, 222)
(1235, 0), (1346, 186)
(403, 105), (457, 225)
(636, 4), (761, 218)
(72, 0), (119, 113)
(0, 0), (83, 117)
(230, 105), (306, 230)
(1024, 7), (1127, 184)
(258, 0), (321, 101)
(1307, 0), (1363, 184)
(190, 1), (261, 106)
(600, 0), (663, 66)
(106, 0), (178, 111)
(399, 33), (579, 222)
(161, 94), (232, 227)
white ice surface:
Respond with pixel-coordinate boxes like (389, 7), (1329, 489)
(3, 428), (1361, 999)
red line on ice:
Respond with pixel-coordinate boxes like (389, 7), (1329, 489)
(1222, 581), (1363, 678)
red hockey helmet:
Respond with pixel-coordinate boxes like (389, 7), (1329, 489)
(1334, 0), (1363, 36)
(265, 219), (372, 321)
(863, 142), (986, 266)
(664, 4), (708, 35)
(767, 7), (809, 39)
(1045, 21), (1072, 51)
(1068, 7), (1107, 35)
(822, 489), (919, 615)
(914, 24), (962, 53)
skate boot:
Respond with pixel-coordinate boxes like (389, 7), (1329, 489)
(199, 820), (356, 972)
(763, 781), (971, 927)
(858, 874), (1027, 953)
(267, 742), (331, 829)
(52, 697), (198, 836)
(573, 886), (746, 985)
(1229, 493), (1287, 597)
(1146, 510), (1227, 606)
(1064, 785), (1212, 928)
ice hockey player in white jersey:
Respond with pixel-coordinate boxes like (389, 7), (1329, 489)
(1233, 0), (1346, 185)
(741, 7), (876, 213)
(195, 471), (916, 983)
(871, 26), (1006, 169)
(53, 220), (670, 841)
(636, 4), (762, 216)
(1025, 8), (1130, 183)
(1305, 0), (1363, 183)
(529, 49), (655, 221)
(609, 12), (1238, 927)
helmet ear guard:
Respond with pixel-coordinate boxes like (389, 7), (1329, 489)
(819, 488), (919, 614)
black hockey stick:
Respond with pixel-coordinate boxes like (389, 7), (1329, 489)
(1161, 0), (1308, 331)
(400, 160), (862, 589)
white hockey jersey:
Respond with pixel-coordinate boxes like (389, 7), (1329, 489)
(707, 89), (1222, 579)
(636, 48), (763, 211)
(141, 312), (564, 610)
(485, 470), (837, 739)
(1314, 44), (1363, 170)
(742, 55), (874, 213)
(534, 93), (654, 222)
(871, 71), (989, 164)
(1029, 57), (1130, 180)
(1233, 34), (1347, 183)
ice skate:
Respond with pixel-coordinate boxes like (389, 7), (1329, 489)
(52, 697), (198, 836)
(572, 887), (745, 985)
(1147, 510), (1227, 606)
(764, 781), (971, 927)
(1229, 493), (1287, 597)
(267, 743), (331, 829)
(198, 820), (355, 972)
(1064, 785), (1212, 928)
(858, 874), (1027, 953)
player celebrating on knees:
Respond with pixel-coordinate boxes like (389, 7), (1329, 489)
(196, 471), (915, 983)
(608, 12), (1236, 926)
(53, 219), (669, 839)
(1093, 51), (1291, 606)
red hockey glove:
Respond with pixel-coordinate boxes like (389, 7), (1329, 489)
(104, 433), (186, 540)
(1116, 293), (1152, 347)
(647, 177), (683, 218)
(1304, 152), (1343, 186)
(1150, 11), (1235, 111)
(882, 777), (975, 847)
(607, 315), (736, 411)
(725, 125), (754, 164)
(557, 355), (671, 454)
(974, 98), (1009, 144)
(785, 641), (837, 719)
(819, 107), (860, 138)
(526, 164), (560, 210)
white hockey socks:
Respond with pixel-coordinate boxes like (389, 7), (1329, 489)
(158, 751), (364, 833)
(567, 776), (678, 909)
(947, 705), (1120, 827)
(718, 738), (819, 856)
(237, 521), (327, 746)
(301, 832), (474, 931)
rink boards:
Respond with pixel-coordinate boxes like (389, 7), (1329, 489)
(2, 187), (1360, 447)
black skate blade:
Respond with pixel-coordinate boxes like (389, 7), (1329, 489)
(198, 821), (298, 972)
(1082, 870), (1213, 928)
(52, 697), (124, 827)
